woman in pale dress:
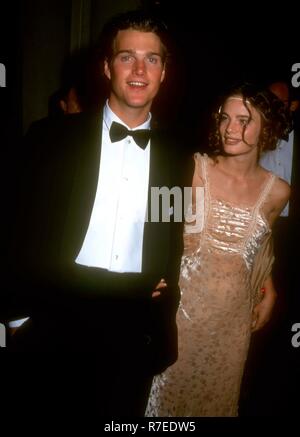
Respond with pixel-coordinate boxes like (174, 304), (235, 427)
(146, 83), (291, 417)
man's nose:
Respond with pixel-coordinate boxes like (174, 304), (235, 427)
(133, 59), (146, 75)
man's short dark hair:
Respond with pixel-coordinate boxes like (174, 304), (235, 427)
(98, 9), (170, 64)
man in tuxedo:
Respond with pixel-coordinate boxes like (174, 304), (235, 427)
(7, 10), (182, 417)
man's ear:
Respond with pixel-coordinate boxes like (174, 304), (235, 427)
(290, 100), (300, 113)
(59, 99), (67, 114)
(160, 67), (166, 83)
(104, 59), (111, 80)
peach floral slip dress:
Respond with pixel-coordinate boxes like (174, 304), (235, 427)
(146, 153), (276, 417)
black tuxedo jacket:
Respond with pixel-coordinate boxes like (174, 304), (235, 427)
(7, 111), (183, 371)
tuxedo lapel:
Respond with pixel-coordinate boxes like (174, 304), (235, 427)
(59, 111), (103, 261)
(148, 129), (170, 193)
(142, 128), (172, 277)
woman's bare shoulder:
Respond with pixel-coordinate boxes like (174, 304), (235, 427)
(271, 176), (291, 205)
(258, 165), (291, 205)
(267, 176), (291, 221)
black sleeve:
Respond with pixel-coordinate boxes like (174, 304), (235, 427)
(2, 117), (70, 320)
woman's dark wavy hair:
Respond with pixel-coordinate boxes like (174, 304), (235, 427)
(208, 82), (292, 156)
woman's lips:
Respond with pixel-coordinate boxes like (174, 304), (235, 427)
(224, 137), (241, 145)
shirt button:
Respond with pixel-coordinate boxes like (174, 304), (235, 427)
(115, 255), (118, 260)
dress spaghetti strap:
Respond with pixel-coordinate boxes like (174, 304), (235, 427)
(253, 172), (277, 215)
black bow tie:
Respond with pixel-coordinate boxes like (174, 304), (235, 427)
(109, 121), (151, 149)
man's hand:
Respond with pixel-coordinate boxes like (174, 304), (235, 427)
(152, 278), (167, 298)
(252, 288), (277, 332)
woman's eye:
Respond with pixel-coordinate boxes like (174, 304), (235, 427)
(148, 57), (158, 64)
(240, 118), (249, 126)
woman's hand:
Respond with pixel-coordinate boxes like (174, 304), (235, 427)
(252, 277), (277, 332)
(152, 278), (167, 298)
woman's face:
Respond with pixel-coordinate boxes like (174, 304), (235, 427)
(219, 95), (262, 156)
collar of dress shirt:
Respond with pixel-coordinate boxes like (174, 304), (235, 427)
(103, 99), (151, 133)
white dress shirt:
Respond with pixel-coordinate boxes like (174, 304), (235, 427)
(260, 130), (294, 217)
(75, 101), (151, 272)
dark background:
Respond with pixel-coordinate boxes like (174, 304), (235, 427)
(1, 1), (300, 142)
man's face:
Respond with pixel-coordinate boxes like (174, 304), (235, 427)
(104, 29), (166, 115)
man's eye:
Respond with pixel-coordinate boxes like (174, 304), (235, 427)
(120, 55), (133, 62)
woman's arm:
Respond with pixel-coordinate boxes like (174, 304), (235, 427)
(251, 177), (291, 331)
(267, 177), (291, 227)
